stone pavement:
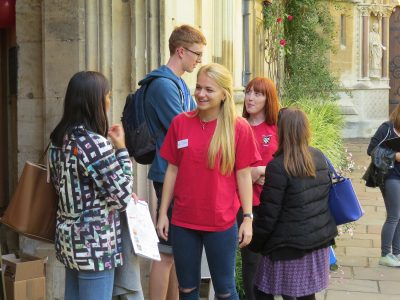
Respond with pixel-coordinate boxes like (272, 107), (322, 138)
(314, 138), (400, 300)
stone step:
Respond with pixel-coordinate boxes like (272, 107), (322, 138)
(353, 266), (400, 281)
(325, 290), (400, 300)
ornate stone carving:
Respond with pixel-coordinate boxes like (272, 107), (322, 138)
(358, 4), (394, 18)
(370, 22), (386, 78)
(358, 5), (371, 16)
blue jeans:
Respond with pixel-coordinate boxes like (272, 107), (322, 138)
(64, 267), (115, 300)
(171, 224), (239, 300)
(381, 178), (400, 256)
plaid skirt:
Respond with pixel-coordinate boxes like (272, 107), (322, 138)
(254, 247), (329, 297)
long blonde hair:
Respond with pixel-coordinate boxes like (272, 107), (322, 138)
(195, 63), (237, 175)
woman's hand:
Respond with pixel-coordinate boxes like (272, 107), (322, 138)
(108, 124), (126, 149)
(254, 175), (265, 186)
(238, 218), (253, 248)
(156, 213), (170, 241)
(396, 152), (400, 162)
(251, 166), (266, 183)
(132, 192), (139, 204)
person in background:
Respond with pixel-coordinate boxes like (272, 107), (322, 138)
(142, 24), (207, 300)
(157, 63), (261, 300)
(48, 71), (134, 300)
(367, 104), (400, 267)
(249, 108), (337, 300)
(239, 77), (279, 300)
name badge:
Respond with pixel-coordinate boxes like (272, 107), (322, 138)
(177, 139), (188, 149)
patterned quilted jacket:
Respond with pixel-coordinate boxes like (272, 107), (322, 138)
(48, 126), (133, 271)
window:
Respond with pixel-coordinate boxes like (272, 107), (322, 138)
(340, 14), (346, 48)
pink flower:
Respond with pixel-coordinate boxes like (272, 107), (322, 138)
(277, 18), (283, 23)
(287, 15), (293, 21)
(279, 39), (286, 46)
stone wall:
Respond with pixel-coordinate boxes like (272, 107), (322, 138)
(329, 1), (395, 138)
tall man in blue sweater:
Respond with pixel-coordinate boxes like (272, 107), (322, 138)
(141, 25), (206, 300)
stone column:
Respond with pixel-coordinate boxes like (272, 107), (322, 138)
(223, 0), (234, 72)
(212, 0), (234, 72)
(99, 0), (111, 79)
(361, 9), (370, 78)
(85, 0), (99, 70)
(15, 0), (44, 170)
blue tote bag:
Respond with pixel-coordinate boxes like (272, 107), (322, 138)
(325, 156), (364, 225)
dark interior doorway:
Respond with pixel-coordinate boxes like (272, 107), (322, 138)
(0, 21), (19, 254)
(0, 28), (17, 214)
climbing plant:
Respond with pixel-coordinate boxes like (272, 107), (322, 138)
(263, 0), (341, 101)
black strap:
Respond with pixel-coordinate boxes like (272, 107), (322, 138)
(377, 126), (391, 149)
(38, 142), (51, 164)
(324, 155), (340, 180)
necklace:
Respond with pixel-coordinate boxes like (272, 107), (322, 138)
(199, 119), (207, 130)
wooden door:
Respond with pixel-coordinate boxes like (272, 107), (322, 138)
(389, 7), (400, 114)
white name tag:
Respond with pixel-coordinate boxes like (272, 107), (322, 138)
(177, 139), (188, 149)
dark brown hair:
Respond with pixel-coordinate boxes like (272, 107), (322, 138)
(242, 77), (279, 125)
(50, 71), (110, 147)
(169, 25), (207, 55)
(389, 104), (400, 132)
(276, 108), (316, 177)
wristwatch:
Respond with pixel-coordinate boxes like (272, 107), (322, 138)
(243, 213), (254, 220)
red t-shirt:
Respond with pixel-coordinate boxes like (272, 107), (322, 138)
(251, 122), (278, 206)
(160, 112), (261, 231)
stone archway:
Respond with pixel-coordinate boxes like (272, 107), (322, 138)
(389, 6), (400, 114)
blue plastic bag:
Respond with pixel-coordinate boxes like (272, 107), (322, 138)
(329, 246), (337, 265)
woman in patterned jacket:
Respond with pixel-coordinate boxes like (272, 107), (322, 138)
(48, 71), (134, 300)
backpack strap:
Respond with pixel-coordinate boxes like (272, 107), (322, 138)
(142, 76), (186, 134)
(142, 76), (186, 111)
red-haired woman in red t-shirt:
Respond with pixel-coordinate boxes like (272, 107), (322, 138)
(239, 77), (280, 300)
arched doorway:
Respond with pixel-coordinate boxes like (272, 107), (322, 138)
(389, 6), (400, 114)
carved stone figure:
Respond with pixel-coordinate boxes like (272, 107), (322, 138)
(370, 22), (386, 78)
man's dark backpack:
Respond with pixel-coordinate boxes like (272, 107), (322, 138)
(121, 81), (156, 165)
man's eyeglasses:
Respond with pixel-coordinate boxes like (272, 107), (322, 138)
(183, 47), (203, 60)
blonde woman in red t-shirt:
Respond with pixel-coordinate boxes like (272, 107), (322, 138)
(157, 63), (261, 300)
(238, 77), (280, 300)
